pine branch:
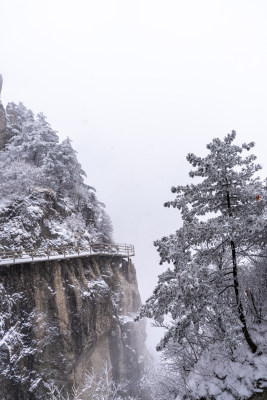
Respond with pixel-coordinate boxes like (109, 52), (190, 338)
(218, 285), (235, 295)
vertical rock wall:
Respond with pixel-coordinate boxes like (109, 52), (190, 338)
(0, 256), (147, 400)
(0, 75), (6, 150)
(0, 100), (6, 150)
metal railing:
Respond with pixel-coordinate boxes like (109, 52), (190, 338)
(0, 242), (135, 265)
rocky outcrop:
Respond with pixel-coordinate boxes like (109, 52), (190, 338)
(0, 75), (6, 150)
(250, 389), (267, 400)
(0, 188), (87, 249)
(0, 256), (147, 399)
(0, 100), (6, 150)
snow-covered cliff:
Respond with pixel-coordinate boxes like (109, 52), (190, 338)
(0, 98), (148, 399)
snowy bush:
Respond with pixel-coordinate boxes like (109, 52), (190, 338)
(45, 362), (139, 400)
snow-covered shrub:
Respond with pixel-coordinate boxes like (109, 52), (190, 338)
(45, 362), (139, 400)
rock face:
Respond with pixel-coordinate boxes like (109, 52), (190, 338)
(250, 390), (267, 400)
(0, 100), (6, 150)
(0, 256), (147, 399)
(0, 76), (6, 150)
(0, 188), (94, 250)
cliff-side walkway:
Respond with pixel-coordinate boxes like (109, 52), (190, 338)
(0, 242), (135, 265)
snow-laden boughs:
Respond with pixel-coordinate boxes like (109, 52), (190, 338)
(45, 362), (139, 400)
(139, 131), (267, 399)
(0, 102), (113, 249)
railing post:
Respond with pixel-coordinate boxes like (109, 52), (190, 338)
(89, 241), (91, 254)
(13, 251), (15, 264)
(47, 247), (50, 260)
(77, 245), (80, 256)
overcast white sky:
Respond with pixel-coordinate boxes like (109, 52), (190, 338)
(1, 0), (267, 352)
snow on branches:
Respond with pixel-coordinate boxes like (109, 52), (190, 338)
(0, 102), (113, 250)
(139, 132), (267, 399)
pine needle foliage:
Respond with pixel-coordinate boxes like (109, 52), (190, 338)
(139, 131), (267, 368)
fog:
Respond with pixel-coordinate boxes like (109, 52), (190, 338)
(2, 0), (267, 353)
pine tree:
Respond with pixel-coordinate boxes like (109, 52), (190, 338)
(43, 137), (86, 194)
(0, 102), (113, 247)
(139, 131), (267, 357)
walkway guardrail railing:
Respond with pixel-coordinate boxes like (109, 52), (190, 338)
(0, 242), (135, 266)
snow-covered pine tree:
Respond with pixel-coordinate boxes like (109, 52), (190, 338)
(0, 102), (113, 249)
(42, 137), (86, 195)
(139, 132), (267, 374)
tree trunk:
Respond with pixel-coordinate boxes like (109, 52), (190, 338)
(226, 190), (258, 353)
